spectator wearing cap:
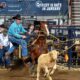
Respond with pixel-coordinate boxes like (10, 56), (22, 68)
(8, 14), (32, 65)
(0, 24), (5, 32)
(0, 25), (13, 68)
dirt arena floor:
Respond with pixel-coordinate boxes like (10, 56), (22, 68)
(0, 66), (80, 80)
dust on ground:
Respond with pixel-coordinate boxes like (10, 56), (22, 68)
(0, 66), (80, 80)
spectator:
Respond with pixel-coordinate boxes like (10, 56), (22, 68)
(0, 25), (13, 68)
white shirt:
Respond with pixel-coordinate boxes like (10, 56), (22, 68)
(0, 33), (12, 47)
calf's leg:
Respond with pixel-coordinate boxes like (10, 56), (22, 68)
(44, 66), (52, 80)
(50, 63), (57, 75)
(36, 65), (40, 80)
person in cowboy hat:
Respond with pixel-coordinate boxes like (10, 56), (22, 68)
(0, 24), (13, 69)
(8, 14), (31, 65)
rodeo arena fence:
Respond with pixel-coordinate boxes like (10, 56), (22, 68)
(8, 24), (80, 69)
(48, 25), (80, 69)
(0, 0), (80, 71)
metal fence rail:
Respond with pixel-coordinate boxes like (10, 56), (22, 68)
(48, 25), (80, 68)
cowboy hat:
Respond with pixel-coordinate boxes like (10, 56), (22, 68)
(0, 24), (7, 33)
(12, 14), (21, 20)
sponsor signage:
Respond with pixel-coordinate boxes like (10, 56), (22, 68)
(0, 0), (68, 16)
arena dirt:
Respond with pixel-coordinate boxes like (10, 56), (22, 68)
(0, 67), (80, 80)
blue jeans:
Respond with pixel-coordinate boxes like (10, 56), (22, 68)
(0, 46), (11, 66)
(26, 35), (31, 42)
(9, 36), (28, 57)
(0, 49), (4, 65)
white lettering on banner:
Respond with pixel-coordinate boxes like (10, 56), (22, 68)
(42, 7), (61, 11)
(8, 5), (20, 8)
(36, 0), (62, 11)
(8, 8), (22, 12)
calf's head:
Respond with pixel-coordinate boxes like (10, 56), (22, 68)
(49, 50), (59, 60)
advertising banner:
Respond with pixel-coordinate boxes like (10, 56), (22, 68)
(0, 0), (68, 16)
